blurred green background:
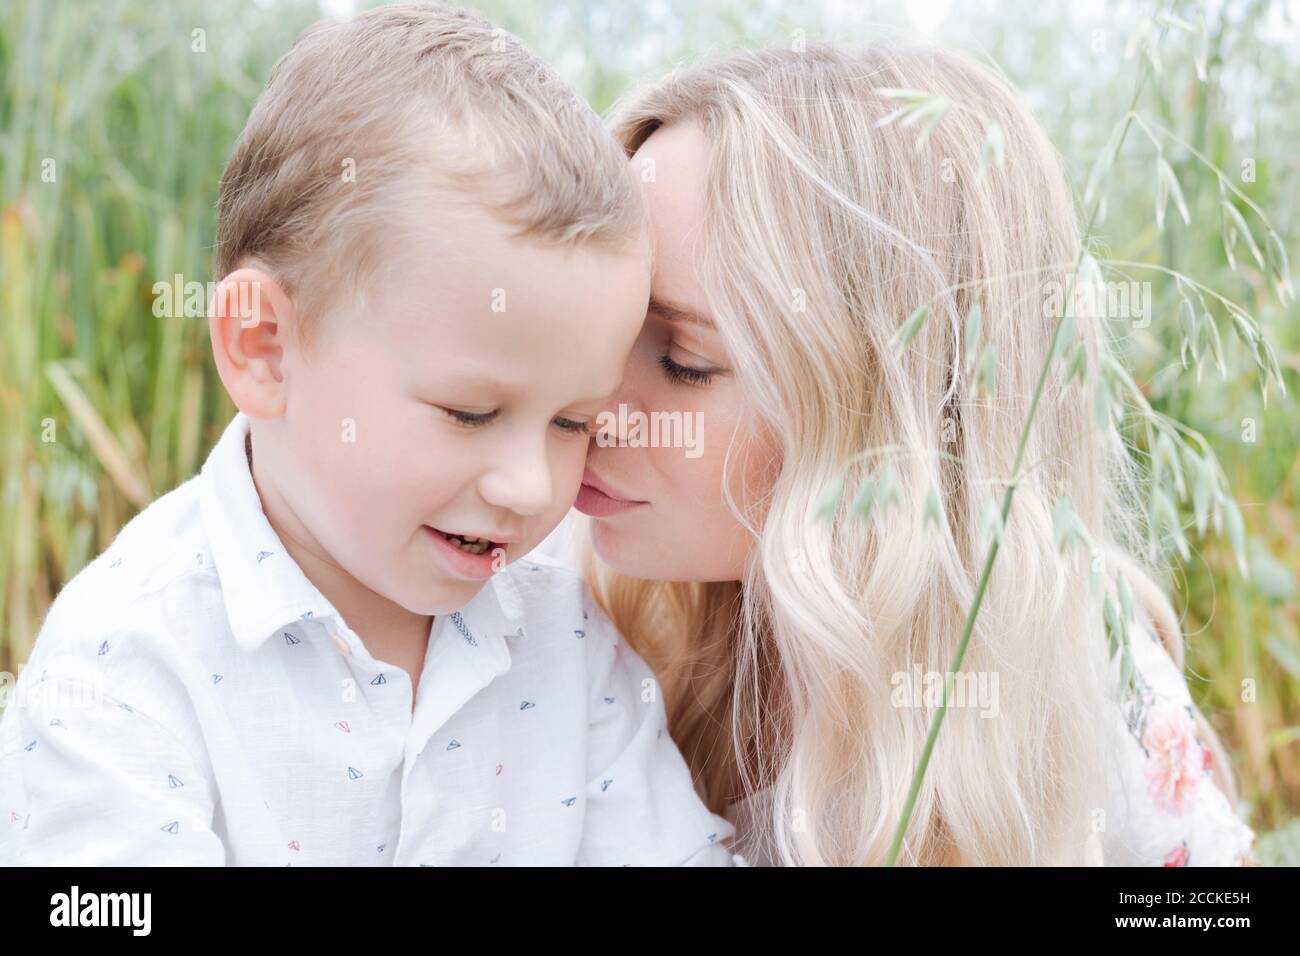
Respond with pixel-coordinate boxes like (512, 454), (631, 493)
(1, 0), (1296, 861)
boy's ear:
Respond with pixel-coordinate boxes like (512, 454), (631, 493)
(209, 266), (296, 420)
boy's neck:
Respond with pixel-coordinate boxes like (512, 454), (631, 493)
(244, 430), (432, 656)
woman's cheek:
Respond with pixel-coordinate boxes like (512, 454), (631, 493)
(708, 402), (777, 573)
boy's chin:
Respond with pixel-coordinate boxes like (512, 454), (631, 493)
(390, 577), (490, 617)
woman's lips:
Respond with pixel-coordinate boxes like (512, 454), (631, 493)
(574, 483), (644, 517)
(574, 470), (646, 518)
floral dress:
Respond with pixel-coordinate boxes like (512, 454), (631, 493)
(1098, 614), (1257, 866)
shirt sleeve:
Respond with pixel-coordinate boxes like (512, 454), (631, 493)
(0, 673), (226, 866)
(573, 591), (741, 866)
(1100, 616), (1257, 867)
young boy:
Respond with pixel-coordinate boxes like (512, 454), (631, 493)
(0, 3), (736, 866)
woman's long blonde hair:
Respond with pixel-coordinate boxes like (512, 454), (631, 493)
(587, 43), (1236, 865)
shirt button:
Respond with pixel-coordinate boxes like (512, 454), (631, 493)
(330, 632), (352, 656)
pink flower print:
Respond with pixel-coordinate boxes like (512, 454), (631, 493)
(1141, 706), (1202, 815)
(1163, 842), (1189, 867)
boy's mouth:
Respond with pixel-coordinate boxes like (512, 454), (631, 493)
(428, 527), (506, 556)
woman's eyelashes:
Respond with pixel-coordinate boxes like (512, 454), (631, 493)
(437, 405), (589, 435)
(658, 353), (718, 387)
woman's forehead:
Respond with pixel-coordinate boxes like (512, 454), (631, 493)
(635, 122), (712, 311)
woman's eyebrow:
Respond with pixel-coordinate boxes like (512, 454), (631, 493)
(648, 295), (714, 329)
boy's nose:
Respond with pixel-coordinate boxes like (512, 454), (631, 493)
(479, 447), (553, 517)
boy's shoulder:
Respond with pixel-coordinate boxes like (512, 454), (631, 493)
(27, 476), (214, 672)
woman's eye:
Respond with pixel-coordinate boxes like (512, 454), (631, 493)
(552, 416), (590, 435)
(658, 353), (716, 387)
(440, 406), (498, 427)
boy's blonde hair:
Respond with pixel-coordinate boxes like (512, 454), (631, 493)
(215, 2), (644, 346)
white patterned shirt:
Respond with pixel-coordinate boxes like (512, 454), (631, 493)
(0, 413), (737, 866)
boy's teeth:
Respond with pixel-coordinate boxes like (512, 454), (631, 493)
(442, 531), (492, 555)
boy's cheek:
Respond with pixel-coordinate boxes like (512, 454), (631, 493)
(533, 453), (588, 541)
(555, 439), (590, 497)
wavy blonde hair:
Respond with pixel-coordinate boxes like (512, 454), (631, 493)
(585, 43), (1237, 866)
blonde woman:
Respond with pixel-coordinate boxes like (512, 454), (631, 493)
(544, 44), (1257, 865)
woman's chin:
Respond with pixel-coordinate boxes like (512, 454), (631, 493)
(589, 517), (631, 571)
(590, 518), (738, 583)
(590, 517), (663, 578)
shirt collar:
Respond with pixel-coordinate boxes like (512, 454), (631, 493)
(408, 565), (524, 757)
(199, 413), (340, 652)
(199, 412), (526, 655)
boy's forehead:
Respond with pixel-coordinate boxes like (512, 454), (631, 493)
(344, 192), (646, 383)
(372, 270), (637, 403)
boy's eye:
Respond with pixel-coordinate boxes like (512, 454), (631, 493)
(658, 354), (716, 387)
(438, 405), (588, 436)
(439, 406), (498, 427)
